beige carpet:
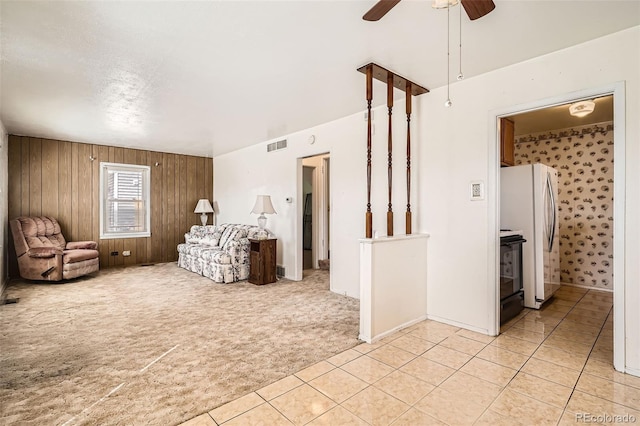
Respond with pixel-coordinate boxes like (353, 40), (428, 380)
(0, 263), (360, 425)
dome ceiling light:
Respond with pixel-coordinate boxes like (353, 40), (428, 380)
(569, 100), (596, 118)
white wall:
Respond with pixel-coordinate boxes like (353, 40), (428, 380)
(360, 234), (429, 343)
(214, 97), (419, 297)
(215, 26), (640, 373)
(419, 27), (639, 371)
(211, 88), (463, 301)
(0, 120), (8, 294)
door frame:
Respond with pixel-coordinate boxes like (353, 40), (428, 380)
(322, 156), (330, 260)
(297, 152), (331, 278)
(488, 82), (626, 372)
(302, 165), (315, 270)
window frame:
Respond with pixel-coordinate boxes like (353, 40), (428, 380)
(99, 161), (151, 239)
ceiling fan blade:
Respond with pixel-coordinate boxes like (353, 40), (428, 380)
(461, 0), (495, 20)
(363, 0), (402, 21)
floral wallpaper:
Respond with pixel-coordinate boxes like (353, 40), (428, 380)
(514, 122), (614, 290)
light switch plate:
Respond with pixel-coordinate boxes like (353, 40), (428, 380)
(470, 181), (485, 201)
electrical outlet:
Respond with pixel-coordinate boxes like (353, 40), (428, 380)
(110, 251), (119, 256)
(470, 181), (485, 201)
(123, 250), (131, 257)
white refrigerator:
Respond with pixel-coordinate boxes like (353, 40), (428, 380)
(501, 163), (561, 309)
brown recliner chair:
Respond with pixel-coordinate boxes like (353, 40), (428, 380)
(10, 216), (99, 281)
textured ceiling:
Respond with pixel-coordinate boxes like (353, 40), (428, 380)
(1, 1), (638, 157)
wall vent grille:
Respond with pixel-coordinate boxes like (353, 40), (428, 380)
(267, 139), (287, 152)
(276, 265), (285, 277)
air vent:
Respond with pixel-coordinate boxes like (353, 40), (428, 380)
(276, 265), (285, 277)
(267, 139), (287, 152)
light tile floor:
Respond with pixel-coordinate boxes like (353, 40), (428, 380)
(181, 286), (640, 426)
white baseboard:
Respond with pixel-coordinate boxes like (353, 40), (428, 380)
(426, 313), (495, 336)
(560, 282), (613, 293)
(359, 315), (428, 344)
(624, 366), (640, 378)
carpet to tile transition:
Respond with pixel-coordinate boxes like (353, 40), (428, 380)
(0, 263), (360, 425)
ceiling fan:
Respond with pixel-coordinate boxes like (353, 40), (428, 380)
(363, 0), (495, 21)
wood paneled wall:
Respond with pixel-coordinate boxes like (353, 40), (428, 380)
(7, 136), (213, 277)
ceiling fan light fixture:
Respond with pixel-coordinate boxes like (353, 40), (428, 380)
(432, 0), (459, 9)
(569, 100), (596, 118)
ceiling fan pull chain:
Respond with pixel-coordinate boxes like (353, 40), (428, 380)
(445, 2), (452, 107)
(458, 3), (464, 81)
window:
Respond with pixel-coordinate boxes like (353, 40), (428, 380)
(100, 162), (150, 239)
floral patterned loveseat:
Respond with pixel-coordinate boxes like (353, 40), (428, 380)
(177, 223), (272, 283)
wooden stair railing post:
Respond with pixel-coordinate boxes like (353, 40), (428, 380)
(406, 81), (412, 235)
(386, 71), (394, 236)
(357, 62), (429, 238)
(365, 65), (373, 238)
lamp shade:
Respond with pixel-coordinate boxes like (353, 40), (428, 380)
(251, 195), (276, 215)
(194, 199), (214, 214)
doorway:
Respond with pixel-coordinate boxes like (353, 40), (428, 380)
(504, 96), (614, 292)
(490, 83), (626, 372)
(301, 153), (331, 272)
(303, 166), (314, 270)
